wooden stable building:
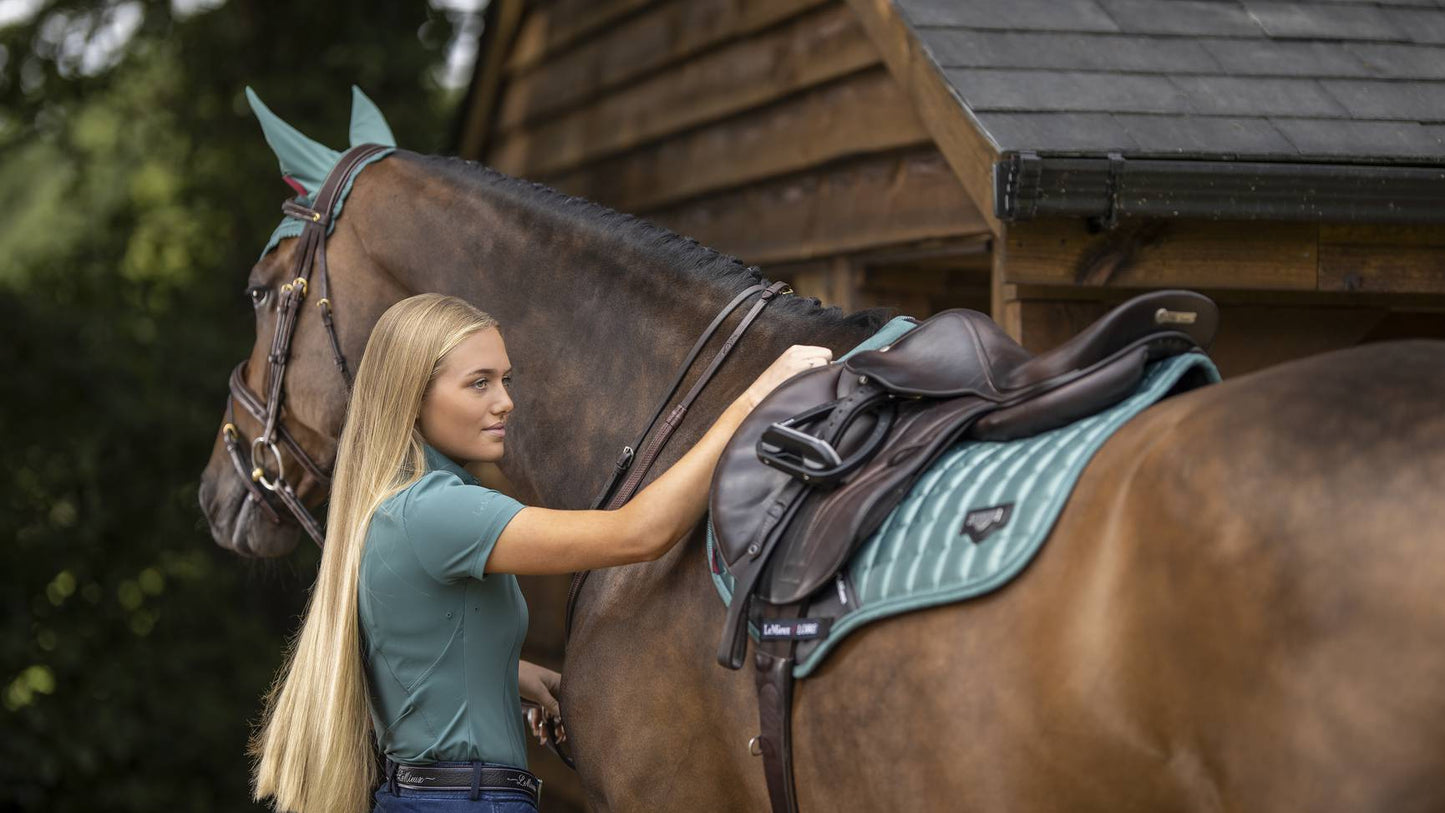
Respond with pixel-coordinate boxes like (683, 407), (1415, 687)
(457, 0), (1445, 380)
(452, 1), (1445, 807)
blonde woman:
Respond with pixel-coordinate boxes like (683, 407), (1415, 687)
(248, 293), (830, 813)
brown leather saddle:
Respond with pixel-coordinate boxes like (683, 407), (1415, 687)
(707, 289), (1218, 812)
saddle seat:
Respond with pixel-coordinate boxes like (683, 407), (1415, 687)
(709, 289), (1218, 669)
(843, 288), (1212, 436)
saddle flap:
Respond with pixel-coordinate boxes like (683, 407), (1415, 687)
(757, 396), (994, 604)
(711, 364), (843, 569)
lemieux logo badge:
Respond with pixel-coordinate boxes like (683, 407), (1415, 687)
(961, 503), (1013, 543)
(760, 619), (831, 640)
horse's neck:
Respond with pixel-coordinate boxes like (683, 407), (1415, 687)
(365, 154), (876, 508)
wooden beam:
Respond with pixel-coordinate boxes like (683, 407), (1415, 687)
(991, 223), (1018, 336)
(844, 0), (1004, 236)
(1014, 300), (1111, 354)
(1002, 219), (1320, 291)
(545, 68), (931, 212)
(650, 148), (988, 266)
(857, 263), (991, 316)
(489, 4), (878, 178)
(505, 0), (662, 75)
(859, 264), (990, 299)
(455, 0), (525, 159)
(1319, 224), (1445, 296)
(775, 256), (865, 312)
(840, 234), (990, 267)
(996, 296), (1392, 378)
(1206, 304), (1388, 378)
(497, 0), (828, 133)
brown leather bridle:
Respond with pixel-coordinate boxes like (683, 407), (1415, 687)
(221, 143), (391, 548)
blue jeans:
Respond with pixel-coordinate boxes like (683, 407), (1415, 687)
(372, 761), (539, 813)
(371, 786), (538, 812)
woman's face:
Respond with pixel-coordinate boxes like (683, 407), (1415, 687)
(416, 326), (513, 465)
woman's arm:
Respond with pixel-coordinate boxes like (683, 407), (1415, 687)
(484, 344), (832, 575)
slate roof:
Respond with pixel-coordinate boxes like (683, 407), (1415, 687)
(895, 0), (1445, 163)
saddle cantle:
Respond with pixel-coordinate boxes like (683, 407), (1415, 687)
(710, 289), (1218, 669)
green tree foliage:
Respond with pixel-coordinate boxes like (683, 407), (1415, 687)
(0, 2), (467, 809)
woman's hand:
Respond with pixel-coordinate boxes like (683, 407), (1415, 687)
(741, 344), (833, 411)
(518, 660), (565, 746)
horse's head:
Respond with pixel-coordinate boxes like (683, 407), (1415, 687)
(198, 86), (407, 557)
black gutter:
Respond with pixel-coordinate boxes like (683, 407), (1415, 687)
(993, 152), (1445, 226)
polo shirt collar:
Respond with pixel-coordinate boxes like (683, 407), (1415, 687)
(421, 442), (480, 486)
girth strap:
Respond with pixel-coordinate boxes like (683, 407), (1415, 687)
(755, 605), (803, 813)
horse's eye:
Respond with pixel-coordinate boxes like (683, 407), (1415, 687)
(247, 286), (270, 308)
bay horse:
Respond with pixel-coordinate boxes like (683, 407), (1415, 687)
(198, 148), (1445, 811)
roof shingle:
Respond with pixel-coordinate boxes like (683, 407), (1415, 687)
(899, 0), (1445, 162)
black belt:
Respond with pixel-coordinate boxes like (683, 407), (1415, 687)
(384, 758), (542, 805)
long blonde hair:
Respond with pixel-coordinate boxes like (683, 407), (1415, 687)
(249, 293), (501, 813)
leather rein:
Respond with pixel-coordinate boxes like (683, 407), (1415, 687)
(221, 143), (390, 548)
(561, 278), (791, 644)
(534, 279), (787, 772)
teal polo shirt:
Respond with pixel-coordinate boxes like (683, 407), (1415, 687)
(358, 442), (530, 767)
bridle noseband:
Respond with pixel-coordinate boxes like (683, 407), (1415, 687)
(221, 143), (391, 548)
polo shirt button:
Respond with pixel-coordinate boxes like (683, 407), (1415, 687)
(445, 612), (453, 618)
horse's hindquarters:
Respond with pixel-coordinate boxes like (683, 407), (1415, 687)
(789, 342), (1445, 812)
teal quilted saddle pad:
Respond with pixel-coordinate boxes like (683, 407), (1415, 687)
(707, 317), (1221, 678)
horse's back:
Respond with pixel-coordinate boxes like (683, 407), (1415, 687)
(794, 340), (1445, 812)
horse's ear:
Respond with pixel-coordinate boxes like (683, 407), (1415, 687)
(348, 85), (397, 148)
(244, 85), (341, 199)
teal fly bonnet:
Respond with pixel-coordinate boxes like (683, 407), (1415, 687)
(245, 84), (398, 261)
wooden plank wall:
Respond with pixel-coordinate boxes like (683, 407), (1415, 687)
(480, 0), (989, 281)
(994, 218), (1445, 377)
(465, 6), (1444, 803)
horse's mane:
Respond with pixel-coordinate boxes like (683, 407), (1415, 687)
(426, 153), (892, 333)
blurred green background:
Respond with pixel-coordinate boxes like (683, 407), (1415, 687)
(0, 1), (482, 809)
